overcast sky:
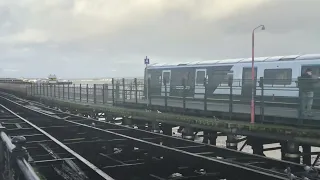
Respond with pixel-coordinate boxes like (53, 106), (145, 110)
(0, 0), (319, 79)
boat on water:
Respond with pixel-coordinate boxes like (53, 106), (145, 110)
(36, 74), (72, 85)
(48, 74), (72, 84)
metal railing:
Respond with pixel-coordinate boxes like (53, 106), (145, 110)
(0, 124), (40, 180)
(16, 76), (320, 125)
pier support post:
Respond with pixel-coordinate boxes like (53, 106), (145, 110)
(251, 141), (265, 156)
(226, 135), (237, 150)
(302, 145), (311, 165)
(182, 127), (194, 140)
(281, 142), (286, 161)
(106, 114), (114, 123)
(161, 125), (172, 136)
(247, 137), (265, 156)
(203, 132), (217, 145)
(202, 131), (209, 144)
(209, 132), (217, 146)
(151, 121), (160, 133)
(122, 117), (132, 127)
(285, 141), (300, 164)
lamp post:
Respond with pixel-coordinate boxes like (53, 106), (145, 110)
(144, 56), (150, 104)
(251, 25), (265, 124)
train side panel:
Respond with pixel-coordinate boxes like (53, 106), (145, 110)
(146, 57), (320, 106)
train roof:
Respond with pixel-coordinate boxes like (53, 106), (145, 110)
(147, 54), (320, 69)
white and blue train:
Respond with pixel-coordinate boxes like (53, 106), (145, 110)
(145, 54), (320, 104)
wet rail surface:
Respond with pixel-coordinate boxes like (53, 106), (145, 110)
(0, 93), (319, 179)
(0, 105), (114, 180)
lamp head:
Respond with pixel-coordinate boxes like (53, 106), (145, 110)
(261, 25), (265, 30)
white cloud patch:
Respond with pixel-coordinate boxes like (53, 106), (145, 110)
(0, 29), (48, 44)
(0, 0), (319, 78)
(0, 0), (269, 44)
(3, 68), (19, 72)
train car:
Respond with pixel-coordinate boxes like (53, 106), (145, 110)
(144, 54), (320, 105)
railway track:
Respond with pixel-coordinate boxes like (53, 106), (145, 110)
(0, 104), (114, 180)
(0, 92), (319, 179)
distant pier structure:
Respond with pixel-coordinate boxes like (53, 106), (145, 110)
(39, 74), (72, 85)
(0, 75), (72, 85)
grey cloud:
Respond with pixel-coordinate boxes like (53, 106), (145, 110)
(218, 0), (320, 34)
(0, 0), (319, 79)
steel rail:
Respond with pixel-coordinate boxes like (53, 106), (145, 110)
(0, 95), (300, 180)
(0, 104), (115, 180)
(1, 93), (308, 171)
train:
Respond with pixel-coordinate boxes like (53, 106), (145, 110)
(144, 54), (320, 104)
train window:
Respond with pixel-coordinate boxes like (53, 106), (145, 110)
(171, 70), (190, 86)
(213, 71), (232, 84)
(163, 72), (170, 84)
(182, 71), (190, 84)
(243, 71), (252, 84)
(242, 68), (257, 85)
(301, 66), (320, 76)
(264, 69), (292, 85)
(196, 71), (206, 84)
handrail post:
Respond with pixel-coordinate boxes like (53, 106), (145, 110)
(148, 78), (151, 106)
(42, 84), (44, 96)
(297, 76), (303, 124)
(102, 84), (105, 104)
(105, 84), (109, 103)
(39, 83), (41, 96)
(62, 84), (65, 99)
(0, 125), (6, 170)
(0, 131), (40, 180)
(46, 84), (49, 97)
(122, 78), (125, 104)
(164, 78), (167, 110)
(182, 78), (186, 110)
(130, 82), (133, 100)
(93, 84), (97, 104)
(73, 84), (76, 101)
(134, 78), (138, 104)
(79, 84), (82, 102)
(112, 78), (115, 106)
(86, 84), (89, 103)
(228, 75), (233, 120)
(30, 84), (33, 96)
(67, 84), (70, 100)
(116, 81), (120, 101)
(259, 77), (265, 123)
(54, 85), (56, 98)
(204, 77), (207, 112)
(58, 85), (60, 99)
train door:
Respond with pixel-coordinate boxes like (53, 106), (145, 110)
(301, 65), (320, 106)
(161, 70), (171, 96)
(194, 68), (207, 98)
(148, 70), (162, 96)
(241, 67), (257, 98)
